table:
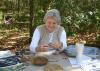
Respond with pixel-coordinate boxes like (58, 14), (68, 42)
(19, 53), (83, 71)
(19, 45), (100, 71)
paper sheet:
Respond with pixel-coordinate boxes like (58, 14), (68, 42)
(0, 50), (15, 58)
(35, 50), (56, 56)
(80, 59), (100, 71)
(68, 55), (100, 71)
(68, 57), (80, 68)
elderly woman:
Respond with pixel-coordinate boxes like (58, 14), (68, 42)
(30, 9), (67, 53)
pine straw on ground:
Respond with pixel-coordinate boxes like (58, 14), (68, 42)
(0, 30), (100, 51)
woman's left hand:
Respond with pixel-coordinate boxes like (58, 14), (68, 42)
(48, 42), (62, 49)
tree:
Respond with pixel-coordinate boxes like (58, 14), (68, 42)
(29, 0), (34, 41)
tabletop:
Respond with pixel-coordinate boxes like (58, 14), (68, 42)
(19, 45), (100, 71)
(19, 53), (83, 71)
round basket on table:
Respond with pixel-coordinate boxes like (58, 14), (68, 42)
(32, 56), (48, 66)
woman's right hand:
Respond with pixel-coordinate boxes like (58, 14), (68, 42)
(36, 44), (48, 52)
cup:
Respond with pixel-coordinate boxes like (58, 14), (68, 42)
(76, 42), (84, 63)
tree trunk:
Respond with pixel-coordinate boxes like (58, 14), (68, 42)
(29, 0), (34, 42)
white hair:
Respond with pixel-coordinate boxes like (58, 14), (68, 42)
(43, 9), (61, 25)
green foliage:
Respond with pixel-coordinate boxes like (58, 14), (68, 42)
(33, 9), (44, 28)
(51, 0), (100, 35)
(96, 34), (100, 41)
(0, 0), (100, 36)
(31, 0), (100, 35)
(14, 12), (29, 22)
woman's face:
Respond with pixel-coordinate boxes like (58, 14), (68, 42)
(45, 17), (58, 32)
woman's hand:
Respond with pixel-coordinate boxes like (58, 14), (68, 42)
(36, 44), (48, 52)
(48, 42), (62, 49)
